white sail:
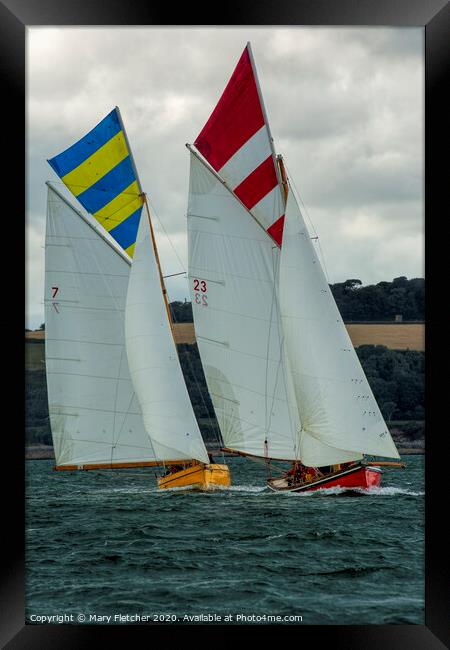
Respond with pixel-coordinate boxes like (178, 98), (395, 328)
(279, 190), (400, 464)
(125, 206), (209, 464)
(44, 184), (158, 468)
(187, 152), (301, 460)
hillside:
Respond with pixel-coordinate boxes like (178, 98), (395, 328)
(26, 335), (424, 456)
(26, 276), (425, 457)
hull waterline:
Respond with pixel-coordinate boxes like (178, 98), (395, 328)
(267, 464), (382, 493)
(157, 463), (231, 491)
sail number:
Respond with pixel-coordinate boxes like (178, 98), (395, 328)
(193, 278), (208, 307)
(51, 286), (60, 313)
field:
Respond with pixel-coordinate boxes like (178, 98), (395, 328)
(171, 322), (197, 345)
(171, 322), (425, 350)
(25, 322), (425, 359)
(25, 330), (45, 340)
(345, 323), (424, 351)
(25, 340), (46, 370)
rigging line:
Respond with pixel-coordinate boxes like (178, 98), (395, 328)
(284, 164), (332, 285)
(145, 194), (187, 275)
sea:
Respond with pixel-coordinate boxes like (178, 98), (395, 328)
(25, 455), (424, 626)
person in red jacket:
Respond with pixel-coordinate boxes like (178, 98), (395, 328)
(286, 462), (307, 485)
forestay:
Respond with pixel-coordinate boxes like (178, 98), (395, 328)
(279, 191), (400, 465)
(125, 207), (209, 464)
(187, 152), (301, 460)
(44, 184), (157, 467)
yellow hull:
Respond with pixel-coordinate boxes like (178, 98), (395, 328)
(157, 463), (231, 491)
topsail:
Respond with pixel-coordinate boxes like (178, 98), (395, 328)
(48, 107), (143, 258)
(194, 43), (286, 244)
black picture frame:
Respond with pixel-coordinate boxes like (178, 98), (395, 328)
(6, 1), (449, 646)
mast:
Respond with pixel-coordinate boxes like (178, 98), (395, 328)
(143, 195), (174, 336)
(277, 154), (289, 203)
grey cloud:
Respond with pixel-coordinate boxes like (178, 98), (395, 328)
(26, 27), (423, 329)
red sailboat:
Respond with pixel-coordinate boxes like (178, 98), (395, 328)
(187, 43), (403, 493)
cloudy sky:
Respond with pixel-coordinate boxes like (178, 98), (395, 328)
(26, 27), (423, 329)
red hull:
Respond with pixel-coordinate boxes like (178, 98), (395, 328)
(268, 465), (382, 493)
(304, 466), (382, 492)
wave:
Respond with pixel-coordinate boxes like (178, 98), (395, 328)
(87, 484), (424, 498)
(285, 485), (424, 497)
(224, 485), (267, 493)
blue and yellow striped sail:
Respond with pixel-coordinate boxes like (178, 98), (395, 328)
(48, 108), (143, 258)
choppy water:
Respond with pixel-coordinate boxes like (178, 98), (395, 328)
(26, 456), (424, 625)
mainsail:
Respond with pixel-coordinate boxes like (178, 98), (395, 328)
(44, 183), (158, 468)
(125, 204), (209, 465)
(187, 152), (300, 460)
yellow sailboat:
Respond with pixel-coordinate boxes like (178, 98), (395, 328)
(157, 461), (231, 490)
(46, 107), (230, 490)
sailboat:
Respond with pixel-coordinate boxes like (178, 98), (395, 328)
(186, 43), (404, 493)
(45, 107), (230, 490)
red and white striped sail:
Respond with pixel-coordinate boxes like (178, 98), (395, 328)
(194, 43), (286, 246)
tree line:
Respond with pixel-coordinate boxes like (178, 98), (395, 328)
(330, 276), (424, 321)
(169, 277), (425, 323)
(29, 276), (424, 335)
